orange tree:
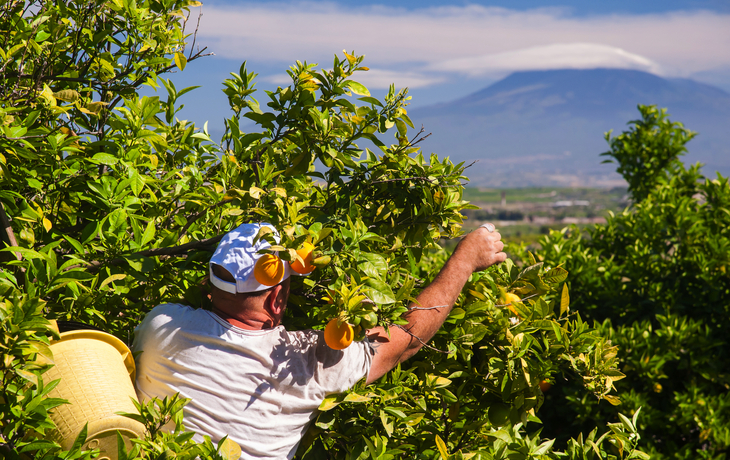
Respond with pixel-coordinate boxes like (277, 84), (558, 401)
(1, 1), (646, 459)
(529, 106), (730, 459)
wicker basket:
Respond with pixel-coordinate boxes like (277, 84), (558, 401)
(45, 330), (145, 459)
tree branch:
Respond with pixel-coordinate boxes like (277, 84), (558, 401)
(393, 324), (451, 354)
(86, 233), (224, 272)
(370, 176), (435, 185)
(177, 199), (234, 241)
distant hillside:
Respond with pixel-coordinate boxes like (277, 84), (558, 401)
(411, 69), (730, 187)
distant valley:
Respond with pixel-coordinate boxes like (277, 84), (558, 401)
(410, 69), (730, 187)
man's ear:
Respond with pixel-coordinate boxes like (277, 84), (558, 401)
(264, 284), (285, 316)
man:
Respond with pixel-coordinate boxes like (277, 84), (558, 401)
(133, 222), (505, 459)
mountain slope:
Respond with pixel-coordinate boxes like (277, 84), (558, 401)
(411, 69), (730, 187)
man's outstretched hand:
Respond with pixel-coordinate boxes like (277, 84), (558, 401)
(449, 223), (507, 273)
(366, 224), (506, 384)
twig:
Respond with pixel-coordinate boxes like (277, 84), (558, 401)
(393, 324), (451, 354)
(177, 198), (234, 241)
(0, 202), (21, 261)
(187, 4), (203, 60)
(370, 176), (435, 185)
(408, 305), (448, 311)
(408, 125), (432, 146)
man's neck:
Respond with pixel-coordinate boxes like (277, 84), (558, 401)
(212, 306), (277, 330)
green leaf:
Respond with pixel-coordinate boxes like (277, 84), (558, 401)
(129, 170), (145, 196)
(543, 267), (568, 284)
(91, 152), (119, 165)
(141, 220), (156, 246)
(345, 80), (370, 96)
(363, 278), (395, 305)
(358, 252), (387, 278)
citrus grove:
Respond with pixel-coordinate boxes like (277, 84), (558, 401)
(527, 106), (730, 459)
(1, 1), (646, 459)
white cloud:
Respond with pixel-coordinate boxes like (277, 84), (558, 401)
(435, 43), (664, 77)
(192, 2), (730, 87)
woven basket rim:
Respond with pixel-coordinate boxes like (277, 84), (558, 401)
(53, 330), (135, 381)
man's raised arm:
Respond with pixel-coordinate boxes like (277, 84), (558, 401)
(366, 224), (506, 384)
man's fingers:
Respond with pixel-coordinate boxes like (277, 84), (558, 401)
(493, 239), (505, 253)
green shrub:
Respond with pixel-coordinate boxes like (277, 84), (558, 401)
(531, 106), (730, 459)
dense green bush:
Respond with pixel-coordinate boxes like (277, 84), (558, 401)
(1, 1), (645, 459)
(531, 105), (730, 459)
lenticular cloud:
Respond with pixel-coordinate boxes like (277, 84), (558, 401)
(435, 43), (664, 77)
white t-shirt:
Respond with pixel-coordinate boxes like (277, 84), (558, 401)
(133, 303), (373, 459)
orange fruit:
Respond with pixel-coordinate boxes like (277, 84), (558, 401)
(539, 380), (552, 392)
(503, 292), (521, 317)
(290, 242), (315, 275)
(324, 318), (354, 350)
(254, 254), (285, 286)
(488, 402), (511, 427)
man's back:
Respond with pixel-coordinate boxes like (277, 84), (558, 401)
(133, 303), (372, 459)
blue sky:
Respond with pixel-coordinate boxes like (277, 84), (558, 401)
(162, 0), (730, 133)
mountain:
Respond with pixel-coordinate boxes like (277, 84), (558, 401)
(410, 69), (730, 187)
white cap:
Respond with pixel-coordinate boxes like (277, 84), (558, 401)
(209, 223), (291, 293)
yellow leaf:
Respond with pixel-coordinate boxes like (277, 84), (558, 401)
(318, 395), (341, 411)
(435, 435), (449, 459)
(42, 217), (52, 232)
(53, 89), (80, 102)
(85, 101), (106, 114)
(249, 186), (264, 199)
(174, 52), (187, 71)
(218, 437), (241, 460)
(342, 50), (357, 65)
(100, 274), (127, 290)
(560, 283), (570, 316)
(343, 393), (371, 403)
(16, 369), (38, 386)
(603, 395), (622, 406)
(40, 84), (56, 107)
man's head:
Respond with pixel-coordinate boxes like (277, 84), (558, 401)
(209, 223), (291, 294)
(208, 223), (292, 329)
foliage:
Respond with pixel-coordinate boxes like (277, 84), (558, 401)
(529, 105), (730, 459)
(1, 1), (644, 459)
(600, 106), (697, 202)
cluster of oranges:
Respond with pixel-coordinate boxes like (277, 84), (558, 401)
(253, 242), (317, 286)
(251, 241), (357, 350)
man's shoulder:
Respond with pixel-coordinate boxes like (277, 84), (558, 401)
(138, 303), (212, 335)
(145, 302), (204, 321)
